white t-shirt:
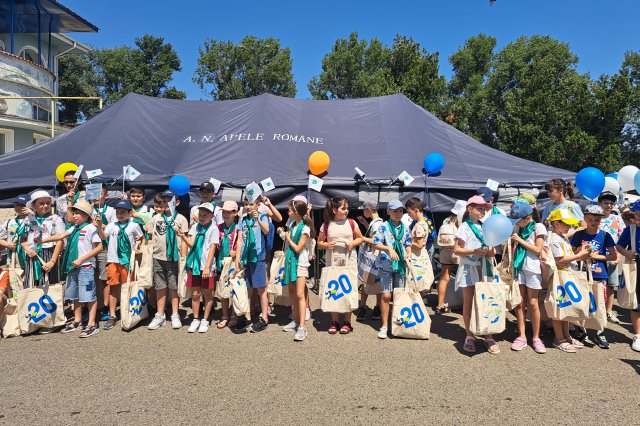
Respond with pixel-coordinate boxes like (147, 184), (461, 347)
(286, 223), (312, 268)
(26, 214), (65, 249)
(188, 223), (220, 272)
(69, 223), (102, 267)
(104, 220), (144, 264)
(514, 223), (547, 274)
(190, 205), (223, 227)
(456, 221), (484, 263)
(93, 205), (116, 224)
(549, 232), (578, 271)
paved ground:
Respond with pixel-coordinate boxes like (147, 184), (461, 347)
(2, 291), (639, 425)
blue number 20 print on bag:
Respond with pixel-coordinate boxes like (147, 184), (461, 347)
(26, 295), (57, 324)
(557, 281), (583, 308)
(399, 303), (426, 328)
(324, 274), (353, 301)
(129, 289), (147, 316)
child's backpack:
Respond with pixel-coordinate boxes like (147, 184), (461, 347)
(322, 218), (356, 241)
(437, 222), (457, 248)
(266, 221), (275, 252)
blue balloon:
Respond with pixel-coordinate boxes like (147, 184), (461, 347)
(606, 173), (618, 180)
(423, 152), (445, 175)
(575, 167), (605, 199)
(482, 213), (513, 247)
(168, 175), (191, 196)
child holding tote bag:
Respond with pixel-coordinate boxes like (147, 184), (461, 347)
(453, 195), (498, 354)
(317, 197), (364, 334)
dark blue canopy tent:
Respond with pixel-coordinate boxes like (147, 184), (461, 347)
(0, 93), (574, 211)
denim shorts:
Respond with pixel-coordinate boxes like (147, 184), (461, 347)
(65, 266), (97, 303)
(379, 269), (406, 294)
(245, 261), (267, 288)
(606, 262), (619, 288)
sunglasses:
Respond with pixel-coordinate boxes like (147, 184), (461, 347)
(64, 180), (76, 184)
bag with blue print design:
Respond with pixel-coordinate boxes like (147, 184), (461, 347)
(319, 249), (359, 313)
(620, 225), (638, 310)
(544, 261), (591, 321)
(469, 261), (506, 336)
(17, 265), (65, 335)
(121, 255), (148, 330)
(391, 263), (431, 339)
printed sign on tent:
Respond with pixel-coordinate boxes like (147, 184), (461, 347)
(245, 182), (263, 202)
(72, 165), (84, 179)
(397, 171), (415, 186)
(86, 169), (103, 179)
(84, 183), (102, 202)
(208, 177), (222, 193)
(261, 177), (275, 193)
(308, 175), (324, 192)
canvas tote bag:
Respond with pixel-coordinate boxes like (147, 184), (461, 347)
(469, 260), (506, 336)
(121, 255), (149, 330)
(319, 245), (359, 313)
(134, 243), (153, 289)
(8, 252), (25, 293)
(497, 240), (521, 311)
(214, 257), (233, 299)
(620, 225), (638, 310)
(230, 269), (250, 315)
(408, 251), (435, 292)
(17, 264), (65, 334)
(391, 262), (431, 339)
(268, 250), (285, 296)
(544, 261), (591, 321)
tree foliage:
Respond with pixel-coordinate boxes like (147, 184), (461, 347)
(193, 36), (296, 100)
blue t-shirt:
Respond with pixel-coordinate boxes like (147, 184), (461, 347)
(570, 229), (615, 280)
(617, 225), (640, 260)
(240, 213), (268, 262)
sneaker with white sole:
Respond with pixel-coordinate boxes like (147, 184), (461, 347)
(148, 314), (166, 330)
(306, 308), (311, 321)
(198, 320), (210, 333)
(632, 335), (640, 352)
(188, 319), (201, 333)
(378, 326), (388, 339)
(294, 326), (308, 342)
(607, 311), (621, 324)
(283, 321), (298, 332)
(171, 313), (182, 329)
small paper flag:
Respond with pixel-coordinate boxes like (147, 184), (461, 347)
(245, 182), (263, 202)
(72, 165), (84, 179)
(86, 168), (103, 179)
(127, 166), (141, 180)
(84, 183), (102, 202)
(209, 177), (222, 193)
(308, 175), (324, 192)
(485, 179), (499, 192)
(354, 167), (365, 177)
(168, 196), (176, 217)
(261, 177), (275, 192)
(397, 171), (414, 186)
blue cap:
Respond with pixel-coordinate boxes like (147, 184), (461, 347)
(15, 194), (30, 205)
(387, 199), (405, 210)
(508, 201), (533, 223)
(476, 186), (494, 203)
(630, 200), (640, 212)
(114, 199), (132, 210)
(161, 189), (176, 198)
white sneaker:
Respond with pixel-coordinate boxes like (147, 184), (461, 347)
(198, 320), (210, 333)
(171, 313), (182, 329)
(283, 321), (298, 332)
(294, 326), (308, 342)
(306, 308), (311, 321)
(632, 335), (640, 352)
(187, 319), (201, 333)
(378, 326), (388, 339)
(148, 314), (165, 330)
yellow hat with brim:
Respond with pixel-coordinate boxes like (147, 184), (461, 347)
(548, 208), (579, 226)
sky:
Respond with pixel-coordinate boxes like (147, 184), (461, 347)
(63, 0), (640, 100)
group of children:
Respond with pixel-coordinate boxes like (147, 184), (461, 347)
(2, 175), (640, 352)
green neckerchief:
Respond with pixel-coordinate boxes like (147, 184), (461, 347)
(162, 212), (179, 262)
(283, 221), (305, 284)
(132, 206), (151, 240)
(241, 217), (258, 265)
(465, 217), (493, 275)
(116, 221), (132, 271)
(14, 218), (28, 270)
(387, 220), (407, 275)
(94, 205), (109, 248)
(32, 215), (48, 282)
(217, 222), (236, 271)
(72, 191), (80, 204)
(186, 222), (211, 276)
(61, 222), (89, 273)
(491, 205), (500, 215)
(513, 221), (536, 278)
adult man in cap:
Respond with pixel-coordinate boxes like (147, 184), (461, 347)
(190, 182), (223, 227)
(598, 191), (626, 324)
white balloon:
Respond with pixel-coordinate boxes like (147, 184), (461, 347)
(617, 165), (639, 192)
(603, 176), (621, 195)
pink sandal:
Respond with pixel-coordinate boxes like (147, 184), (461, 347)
(339, 321), (353, 334)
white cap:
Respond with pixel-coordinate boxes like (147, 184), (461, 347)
(197, 202), (215, 213)
(26, 190), (55, 209)
(451, 200), (466, 216)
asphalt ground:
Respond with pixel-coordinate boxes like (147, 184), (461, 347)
(2, 291), (639, 425)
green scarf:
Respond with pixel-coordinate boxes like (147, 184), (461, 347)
(387, 220), (407, 275)
(217, 222), (236, 271)
(61, 222), (89, 273)
(132, 206), (151, 240)
(513, 221), (536, 278)
(32, 216), (48, 282)
(283, 222), (305, 284)
(241, 217), (258, 265)
(186, 222), (211, 276)
(94, 205), (109, 249)
(163, 212), (180, 262)
(491, 205), (500, 215)
(465, 217), (492, 276)
(14, 218), (28, 270)
(116, 221), (132, 271)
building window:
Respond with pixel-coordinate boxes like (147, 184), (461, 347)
(0, 40), (5, 52)
(32, 104), (51, 122)
(0, 129), (15, 155)
(18, 46), (45, 66)
(33, 133), (49, 144)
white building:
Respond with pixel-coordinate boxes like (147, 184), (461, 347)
(0, 0), (98, 154)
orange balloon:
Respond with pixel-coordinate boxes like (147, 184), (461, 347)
(308, 151), (330, 175)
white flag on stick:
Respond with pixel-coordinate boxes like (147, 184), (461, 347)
(209, 177), (222, 193)
(245, 182), (263, 202)
(308, 175), (324, 192)
(126, 165), (141, 181)
(261, 177), (275, 192)
(168, 196), (176, 217)
(397, 171), (414, 186)
(84, 183), (102, 202)
(86, 168), (103, 179)
(72, 165), (84, 179)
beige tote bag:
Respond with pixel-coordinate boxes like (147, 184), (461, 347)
(619, 225), (638, 310)
(391, 263), (431, 339)
(121, 256), (149, 330)
(469, 261), (506, 336)
(319, 251), (359, 313)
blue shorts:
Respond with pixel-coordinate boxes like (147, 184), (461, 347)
(380, 269), (406, 294)
(245, 261), (267, 289)
(606, 262), (619, 288)
(65, 266), (97, 303)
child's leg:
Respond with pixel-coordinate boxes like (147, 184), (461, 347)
(552, 320), (565, 342)
(87, 300), (97, 326)
(156, 288), (167, 317)
(606, 284), (615, 313)
(296, 277), (306, 328)
(169, 289), (179, 315)
(73, 300), (82, 323)
(562, 321), (571, 340)
(258, 287), (268, 322)
(632, 310), (640, 335)
(109, 284), (119, 318)
(379, 270), (392, 328)
(359, 286), (368, 309)
(245, 288), (253, 321)
(221, 298), (229, 321)
(305, 286), (310, 310)
(288, 282), (299, 323)
(376, 293), (381, 308)
(515, 285), (527, 338)
(462, 286), (475, 336)
(527, 288), (541, 339)
(202, 289), (214, 320)
(437, 265), (450, 307)
(191, 287), (202, 319)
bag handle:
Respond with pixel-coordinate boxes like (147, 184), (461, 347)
(632, 224), (637, 254)
(405, 259), (421, 292)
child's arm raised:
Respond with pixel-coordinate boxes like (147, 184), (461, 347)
(555, 247), (589, 266)
(255, 211), (270, 235)
(40, 229), (72, 243)
(261, 197), (283, 223)
(177, 230), (195, 248)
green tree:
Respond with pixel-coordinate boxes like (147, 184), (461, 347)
(57, 53), (101, 123)
(619, 51), (640, 165)
(193, 36), (296, 100)
(309, 33), (446, 113)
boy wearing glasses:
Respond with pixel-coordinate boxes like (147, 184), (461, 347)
(190, 182), (223, 226)
(56, 170), (85, 226)
(598, 191), (626, 324)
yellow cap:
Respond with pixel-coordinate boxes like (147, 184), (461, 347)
(520, 193), (537, 205)
(548, 208), (579, 226)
